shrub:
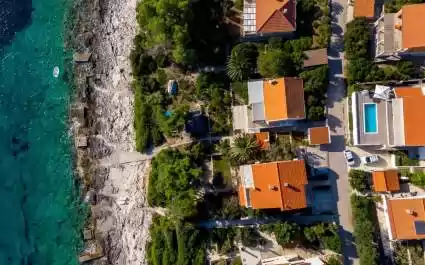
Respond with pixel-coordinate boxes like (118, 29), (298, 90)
(344, 18), (370, 59)
(351, 195), (379, 265)
(349, 169), (370, 192)
(232, 81), (248, 104)
(261, 222), (300, 247)
(226, 43), (258, 81)
(409, 172), (425, 189)
(148, 149), (203, 218)
(147, 217), (207, 265)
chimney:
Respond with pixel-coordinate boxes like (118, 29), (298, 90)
(395, 24), (402, 30)
(283, 182), (289, 187)
(283, 8), (288, 14)
(269, 184), (278, 191)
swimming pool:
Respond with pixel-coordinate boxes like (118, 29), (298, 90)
(364, 103), (378, 133)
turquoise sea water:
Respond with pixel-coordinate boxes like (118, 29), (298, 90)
(0, 0), (84, 264)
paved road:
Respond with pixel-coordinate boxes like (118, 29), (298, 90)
(326, 0), (359, 264)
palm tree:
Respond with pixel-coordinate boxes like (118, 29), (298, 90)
(230, 134), (260, 165)
(226, 43), (258, 81)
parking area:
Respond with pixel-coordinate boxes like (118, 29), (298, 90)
(345, 146), (392, 171)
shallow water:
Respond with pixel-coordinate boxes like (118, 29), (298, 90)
(0, 0), (84, 264)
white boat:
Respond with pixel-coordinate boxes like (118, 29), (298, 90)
(53, 66), (60, 78)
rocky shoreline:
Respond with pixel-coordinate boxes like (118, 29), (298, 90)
(68, 0), (152, 264)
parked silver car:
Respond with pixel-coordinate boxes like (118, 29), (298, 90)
(361, 154), (379, 164)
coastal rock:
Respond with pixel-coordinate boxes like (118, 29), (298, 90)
(71, 0), (153, 263)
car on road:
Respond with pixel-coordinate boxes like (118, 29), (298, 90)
(343, 150), (355, 166)
(361, 154), (379, 164)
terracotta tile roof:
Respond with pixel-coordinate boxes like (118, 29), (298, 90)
(372, 170), (400, 192)
(308, 127), (330, 145)
(255, 132), (270, 150)
(354, 0), (375, 18)
(394, 87), (423, 98)
(402, 96), (425, 146)
(256, 0), (296, 33)
(277, 160), (308, 210)
(263, 77), (305, 122)
(250, 162), (285, 209)
(387, 198), (425, 240)
(401, 4), (425, 49)
(240, 160), (308, 210)
(303, 49), (328, 68)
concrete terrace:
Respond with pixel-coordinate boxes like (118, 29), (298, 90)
(351, 91), (393, 147)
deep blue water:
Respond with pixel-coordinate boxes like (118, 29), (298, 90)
(0, 0), (84, 264)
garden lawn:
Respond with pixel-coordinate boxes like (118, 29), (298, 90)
(213, 156), (232, 187)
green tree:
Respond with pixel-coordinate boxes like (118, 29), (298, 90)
(158, 104), (190, 137)
(344, 18), (370, 59)
(237, 228), (265, 247)
(226, 43), (258, 81)
(326, 256), (342, 265)
(262, 222), (300, 246)
(257, 48), (299, 78)
(349, 169), (370, 192)
(148, 149), (203, 218)
(230, 134), (260, 165)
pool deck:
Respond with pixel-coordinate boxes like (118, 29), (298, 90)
(353, 92), (392, 146)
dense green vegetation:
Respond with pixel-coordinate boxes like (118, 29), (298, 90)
(196, 72), (232, 135)
(393, 150), (419, 166)
(349, 169), (370, 193)
(385, 0), (425, 12)
(147, 217), (208, 265)
(297, 0), (331, 47)
(300, 65), (328, 120)
(407, 171), (425, 188)
(351, 195), (379, 265)
(261, 222), (341, 253)
(226, 43), (259, 81)
(148, 149), (203, 218)
(345, 18), (419, 93)
(394, 242), (425, 265)
(136, 0), (233, 66)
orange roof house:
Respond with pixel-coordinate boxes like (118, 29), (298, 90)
(372, 169), (400, 192)
(243, 0), (296, 35)
(308, 127), (330, 145)
(248, 77), (305, 124)
(390, 86), (425, 147)
(354, 0), (375, 18)
(386, 197), (425, 240)
(375, 3), (425, 59)
(238, 160), (308, 210)
(398, 4), (425, 52)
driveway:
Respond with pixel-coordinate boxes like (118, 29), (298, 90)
(326, 0), (359, 264)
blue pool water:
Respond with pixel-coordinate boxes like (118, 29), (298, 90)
(364, 103), (378, 133)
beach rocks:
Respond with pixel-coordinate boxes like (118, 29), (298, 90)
(71, 0), (152, 263)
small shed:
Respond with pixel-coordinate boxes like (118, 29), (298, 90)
(308, 126), (331, 145)
(73, 52), (92, 63)
(372, 169), (400, 192)
(303, 48), (328, 68)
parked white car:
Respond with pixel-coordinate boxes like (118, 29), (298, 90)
(361, 154), (379, 164)
(343, 150), (355, 167)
